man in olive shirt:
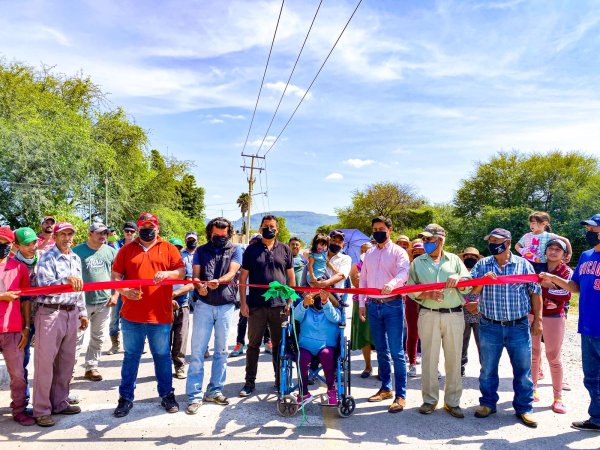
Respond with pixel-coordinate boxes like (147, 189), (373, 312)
(288, 237), (306, 286)
(407, 224), (472, 418)
(73, 222), (118, 381)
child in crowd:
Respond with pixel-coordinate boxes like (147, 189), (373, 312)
(294, 290), (341, 406)
(516, 212), (572, 274)
(458, 247), (483, 377)
(307, 233), (335, 286)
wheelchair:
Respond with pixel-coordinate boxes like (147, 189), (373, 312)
(276, 290), (356, 418)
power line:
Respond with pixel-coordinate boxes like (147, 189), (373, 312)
(264, 158), (272, 213)
(240, 0), (285, 158)
(255, 0), (323, 156)
(264, 0), (363, 157)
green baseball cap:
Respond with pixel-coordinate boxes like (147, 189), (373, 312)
(15, 227), (38, 245)
(169, 237), (184, 247)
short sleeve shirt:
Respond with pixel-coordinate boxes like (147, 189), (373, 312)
(518, 231), (558, 263)
(73, 243), (117, 305)
(0, 258), (30, 332)
(242, 240), (293, 308)
(572, 249), (600, 337)
(112, 237), (185, 324)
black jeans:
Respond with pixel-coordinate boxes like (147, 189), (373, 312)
(170, 305), (190, 370)
(236, 312), (270, 345)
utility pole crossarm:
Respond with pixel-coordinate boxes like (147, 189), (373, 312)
(240, 154), (266, 243)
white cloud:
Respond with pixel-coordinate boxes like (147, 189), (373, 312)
(208, 118), (224, 124)
(265, 81), (310, 99)
(325, 172), (344, 181)
(343, 158), (375, 168)
(247, 135), (277, 148)
(220, 114), (245, 120)
(474, 0), (525, 10)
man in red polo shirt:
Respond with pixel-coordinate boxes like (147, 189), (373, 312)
(111, 213), (185, 418)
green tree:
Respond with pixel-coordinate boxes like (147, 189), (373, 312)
(237, 192), (250, 235)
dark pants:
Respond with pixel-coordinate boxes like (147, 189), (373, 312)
(23, 323), (35, 401)
(236, 312), (270, 345)
(171, 305), (190, 370)
(461, 320), (481, 371)
(582, 334), (600, 426)
(245, 306), (285, 388)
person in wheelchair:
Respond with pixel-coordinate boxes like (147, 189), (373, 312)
(293, 289), (341, 406)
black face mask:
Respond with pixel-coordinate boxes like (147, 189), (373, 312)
(463, 258), (477, 269)
(211, 235), (228, 248)
(261, 227), (276, 240)
(488, 241), (508, 255)
(329, 244), (342, 254)
(0, 243), (11, 259)
(186, 240), (197, 250)
(585, 230), (600, 248)
(138, 228), (156, 242)
(372, 231), (388, 244)
(312, 296), (323, 311)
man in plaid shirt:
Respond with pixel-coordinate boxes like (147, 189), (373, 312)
(469, 228), (542, 429)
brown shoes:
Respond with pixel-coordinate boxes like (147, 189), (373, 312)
(36, 415), (55, 427)
(84, 369), (103, 381)
(368, 389), (393, 402)
(443, 404), (464, 418)
(54, 405), (81, 415)
(516, 413), (538, 428)
(388, 397), (406, 413)
(474, 405), (496, 418)
(418, 402), (437, 414)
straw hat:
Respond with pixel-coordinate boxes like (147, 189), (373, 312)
(458, 247), (483, 260)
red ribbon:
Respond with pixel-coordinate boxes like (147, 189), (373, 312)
(17, 274), (540, 297)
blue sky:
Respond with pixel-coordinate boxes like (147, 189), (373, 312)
(2, 0), (600, 220)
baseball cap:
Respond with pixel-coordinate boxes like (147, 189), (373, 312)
(418, 224), (446, 239)
(169, 237), (184, 247)
(546, 239), (567, 252)
(122, 221), (137, 232)
(185, 231), (198, 241)
(580, 214), (600, 227)
(137, 212), (159, 227)
(0, 227), (15, 242)
(15, 227), (38, 245)
(89, 222), (108, 233)
(40, 216), (56, 225)
(53, 222), (75, 234)
(484, 228), (512, 241)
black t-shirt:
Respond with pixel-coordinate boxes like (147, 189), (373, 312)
(242, 240), (293, 308)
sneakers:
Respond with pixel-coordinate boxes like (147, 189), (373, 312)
(186, 402), (202, 414)
(161, 392), (179, 413)
(368, 389), (393, 402)
(205, 394), (229, 406)
(533, 389), (540, 402)
(68, 393), (80, 405)
(264, 340), (273, 354)
(552, 399), (567, 414)
(571, 419), (600, 431)
(326, 389), (337, 406)
(113, 397), (133, 418)
(516, 413), (538, 428)
(229, 343), (246, 357)
(296, 393), (313, 406)
(562, 381), (572, 391)
(418, 402), (437, 415)
(174, 368), (186, 379)
(474, 406), (496, 418)
(13, 412), (35, 426)
(239, 383), (255, 397)
(407, 364), (417, 378)
(35, 415), (55, 427)
(84, 369), (103, 381)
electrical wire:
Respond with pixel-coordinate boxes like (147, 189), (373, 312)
(263, 0), (363, 156)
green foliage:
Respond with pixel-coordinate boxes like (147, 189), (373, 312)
(0, 61), (205, 235)
(315, 223), (342, 236)
(276, 216), (291, 244)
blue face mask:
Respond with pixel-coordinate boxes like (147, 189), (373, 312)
(424, 242), (438, 254)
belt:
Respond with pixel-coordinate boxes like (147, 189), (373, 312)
(482, 315), (527, 326)
(369, 295), (402, 304)
(420, 305), (463, 313)
(39, 303), (76, 312)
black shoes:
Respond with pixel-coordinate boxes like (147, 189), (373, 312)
(161, 391), (180, 413)
(571, 419), (600, 431)
(113, 397), (133, 418)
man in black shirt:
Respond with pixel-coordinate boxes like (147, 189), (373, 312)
(239, 215), (295, 397)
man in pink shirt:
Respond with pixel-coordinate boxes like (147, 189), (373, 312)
(0, 227), (35, 426)
(358, 216), (410, 413)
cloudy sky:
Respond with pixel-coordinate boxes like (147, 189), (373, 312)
(2, 0), (600, 219)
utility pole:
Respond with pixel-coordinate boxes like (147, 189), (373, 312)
(241, 154), (265, 243)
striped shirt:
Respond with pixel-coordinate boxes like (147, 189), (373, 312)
(470, 253), (540, 321)
(36, 245), (87, 316)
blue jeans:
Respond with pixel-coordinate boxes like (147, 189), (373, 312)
(478, 316), (533, 414)
(582, 334), (600, 425)
(119, 318), (173, 401)
(368, 298), (407, 399)
(109, 295), (123, 337)
(186, 301), (235, 403)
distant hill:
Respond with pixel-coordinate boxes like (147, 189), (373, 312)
(233, 211), (338, 243)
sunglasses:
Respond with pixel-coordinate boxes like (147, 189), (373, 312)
(124, 230), (136, 234)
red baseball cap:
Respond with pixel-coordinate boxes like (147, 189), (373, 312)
(0, 227), (15, 242)
(53, 222), (76, 234)
(137, 212), (159, 227)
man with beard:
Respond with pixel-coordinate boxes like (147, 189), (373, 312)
(37, 216), (56, 254)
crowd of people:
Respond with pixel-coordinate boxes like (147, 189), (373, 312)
(0, 211), (599, 434)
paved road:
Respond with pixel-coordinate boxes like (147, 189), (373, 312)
(1, 310), (598, 449)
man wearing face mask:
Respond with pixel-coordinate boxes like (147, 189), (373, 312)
(311, 230), (351, 291)
(458, 247), (483, 377)
(469, 228), (542, 428)
(540, 214), (600, 432)
(37, 216), (56, 254)
(358, 216), (410, 413)
(185, 217), (242, 413)
(407, 224), (472, 418)
(111, 212), (185, 418)
(239, 215), (295, 398)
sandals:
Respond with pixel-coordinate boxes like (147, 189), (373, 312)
(360, 368), (372, 379)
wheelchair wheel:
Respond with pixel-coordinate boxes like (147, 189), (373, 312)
(277, 394), (299, 417)
(337, 395), (356, 418)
